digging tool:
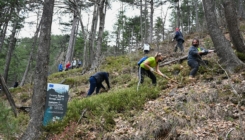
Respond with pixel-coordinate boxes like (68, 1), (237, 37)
(153, 71), (179, 84)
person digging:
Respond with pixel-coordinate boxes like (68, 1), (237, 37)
(138, 52), (166, 88)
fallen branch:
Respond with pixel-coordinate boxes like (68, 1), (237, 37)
(159, 55), (187, 67)
(225, 128), (234, 140)
(77, 108), (87, 124)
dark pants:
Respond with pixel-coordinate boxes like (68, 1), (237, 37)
(188, 60), (199, 77)
(87, 77), (101, 96)
(144, 50), (149, 54)
(138, 67), (156, 85)
(174, 40), (184, 52)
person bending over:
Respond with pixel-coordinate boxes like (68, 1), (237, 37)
(138, 52), (166, 86)
(87, 72), (110, 97)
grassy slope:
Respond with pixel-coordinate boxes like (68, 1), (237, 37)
(1, 32), (245, 139)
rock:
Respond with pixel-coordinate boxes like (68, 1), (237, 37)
(169, 88), (177, 97)
(176, 94), (187, 102)
(240, 99), (245, 106)
(230, 97), (239, 104)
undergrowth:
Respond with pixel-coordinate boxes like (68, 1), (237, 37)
(0, 99), (28, 140)
(44, 86), (160, 134)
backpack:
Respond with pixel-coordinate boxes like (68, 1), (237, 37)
(137, 56), (148, 66)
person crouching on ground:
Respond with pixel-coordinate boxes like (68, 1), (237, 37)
(138, 52), (166, 86)
(187, 38), (214, 80)
(87, 72), (110, 97)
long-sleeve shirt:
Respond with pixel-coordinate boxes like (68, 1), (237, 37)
(58, 64), (63, 71)
(187, 46), (208, 62)
(173, 31), (184, 41)
(92, 72), (110, 89)
(65, 62), (71, 69)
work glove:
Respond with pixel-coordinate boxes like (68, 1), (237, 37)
(149, 67), (154, 72)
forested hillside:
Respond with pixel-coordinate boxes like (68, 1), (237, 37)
(1, 0), (245, 139)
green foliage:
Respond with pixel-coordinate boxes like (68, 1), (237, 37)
(44, 86), (160, 133)
(236, 51), (245, 62)
(0, 99), (28, 139)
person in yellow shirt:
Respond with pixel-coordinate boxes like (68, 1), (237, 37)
(138, 52), (165, 86)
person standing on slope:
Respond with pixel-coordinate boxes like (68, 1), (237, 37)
(172, 27), (185, 53)
(187, 38), (214, 80)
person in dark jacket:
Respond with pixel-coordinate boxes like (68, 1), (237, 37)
(87, 72), (110, 97)
(13, 81), (19, 88)
(172, 28), (185, 52)
(187, 38), (214, 80)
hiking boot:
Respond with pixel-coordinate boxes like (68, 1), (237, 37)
(188, 76), (196, 81)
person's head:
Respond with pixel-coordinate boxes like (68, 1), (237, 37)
(155, 52), (164, 62)
(176, 27), (180, 31)
(192, 38), (199, 47)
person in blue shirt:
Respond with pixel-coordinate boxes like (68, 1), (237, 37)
(58, 61), (63, 72)
(87, 72), (110, 97)
(172, 28), (185, 52)
(187, 38), (214, 80)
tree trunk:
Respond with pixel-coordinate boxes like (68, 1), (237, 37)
(0, 74), (18, 117)
(202, 0), (245, 73)
(91, 0), (106, 70)
(194, 0), (199, 32)
(116, 26), (120, 55)
(3, 14), (19, 83)
(223, 0), (245, 54)
(140, 0), (143, 49)
(65, 12), (78, 63)
(83, 18), (89, 68)
(0, 8), (13, 52)
(149, 0), (153, 43)
(20, 19), (41, 87)
(144, 0), (147, 42)
(20, 0), (54, 139)
(162, 8), (168, 41)
(88, 3), (98, 67)
(238, 0), (245, 19)
(176, 0), (180, 28)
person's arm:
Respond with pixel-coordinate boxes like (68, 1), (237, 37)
(199, 48), (209, 55)
(101, 83), (106, 90)
(155, 64), (164, 76)
(104, 74), (110, 89)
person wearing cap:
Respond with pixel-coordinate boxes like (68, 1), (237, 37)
(86, 71), (110, 97)
(187, 38), (214, 80)
(172, 28), (185, 52)
(138, 52), (166, 86)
